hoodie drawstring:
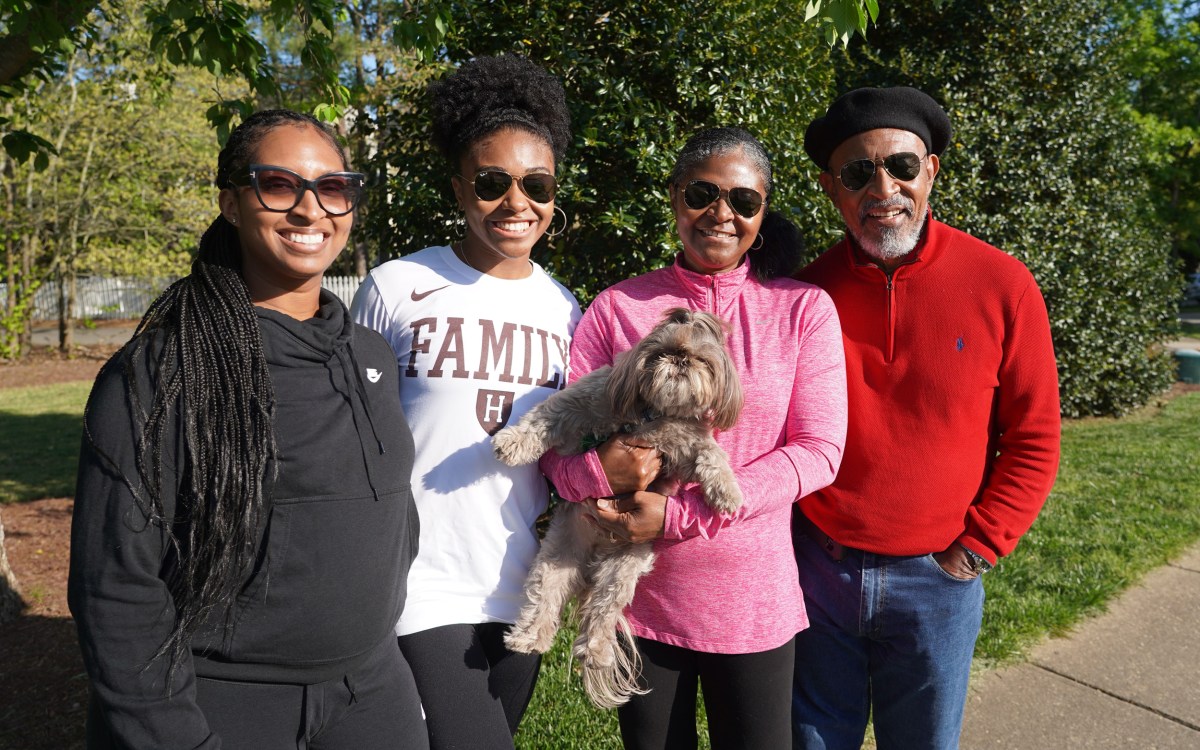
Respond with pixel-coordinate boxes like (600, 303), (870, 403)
(333, 346), (387, 501)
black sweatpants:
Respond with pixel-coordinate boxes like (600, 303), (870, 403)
(86, 637), (428, 749)
(618, 636), (796, 750)
(398, 622), (541, 750)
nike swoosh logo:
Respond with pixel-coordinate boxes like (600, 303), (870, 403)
(411, 285), (451, 301)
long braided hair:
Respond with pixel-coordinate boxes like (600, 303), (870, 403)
(99, 110), (346, 671)
(670, 127), (804, 280)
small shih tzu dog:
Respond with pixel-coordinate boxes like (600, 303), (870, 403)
(492, 307), (744, 708)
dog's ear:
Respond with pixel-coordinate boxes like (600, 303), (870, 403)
(709, 348), (744, 429)
(606, 348), (643, 420)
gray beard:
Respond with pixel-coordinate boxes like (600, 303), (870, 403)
(854, 209), (927, 262)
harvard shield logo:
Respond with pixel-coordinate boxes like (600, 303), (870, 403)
(476, 389), (515, 435)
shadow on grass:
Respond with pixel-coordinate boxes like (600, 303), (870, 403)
(0, 613), (88, 750)
(0, 412), (83, 504)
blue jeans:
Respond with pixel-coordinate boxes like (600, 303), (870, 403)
(791, 527), (983, 750)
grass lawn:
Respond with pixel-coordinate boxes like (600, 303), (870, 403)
(0, 381), (92, 503)
(2, 381), (1198, 747)
(975, 387), (1200, 664)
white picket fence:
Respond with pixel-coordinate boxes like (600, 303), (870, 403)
(4, 276), (366, 321)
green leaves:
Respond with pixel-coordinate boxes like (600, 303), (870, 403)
(0, 125), (56, 171)
(393, 1), (452, 63)
(804, 0), (878, 46)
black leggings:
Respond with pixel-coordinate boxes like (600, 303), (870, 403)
(618, 636), (796, 750)
(398, 622), (541, 750)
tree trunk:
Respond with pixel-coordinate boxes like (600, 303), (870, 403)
(2, 138), (15, 360)
(18, 233), (35, 357)
(57, 266), (76, 352)
(0, 509), (25, 626)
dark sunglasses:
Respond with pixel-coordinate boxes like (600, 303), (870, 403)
(228, 164), (365, 216)
(835, 152), (928, 191)
(461, 169), (558, 204)
(680, 180), (764, 218)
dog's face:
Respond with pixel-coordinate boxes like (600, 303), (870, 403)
(607, 308), (743, 429)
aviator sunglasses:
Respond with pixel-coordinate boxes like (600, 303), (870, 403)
(680, 180), (765, 218)
(835, 152), (928, 191)
(228, 164), (365, 216)
(460, 169), (558, 204)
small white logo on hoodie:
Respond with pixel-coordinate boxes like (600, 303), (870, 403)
(366, 368), (383, 383)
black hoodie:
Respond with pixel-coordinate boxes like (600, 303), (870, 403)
(68, 291), (418, 749)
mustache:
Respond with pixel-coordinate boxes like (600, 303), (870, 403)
(860, 195), (914, 219)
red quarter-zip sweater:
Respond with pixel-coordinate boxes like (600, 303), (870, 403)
(796, 216), (1060, 564)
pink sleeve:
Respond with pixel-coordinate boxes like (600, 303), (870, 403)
(664, 290), (848, 539)
(539, 296), (617, 501)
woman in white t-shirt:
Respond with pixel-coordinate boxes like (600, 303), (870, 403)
(351, 54), (580, 750)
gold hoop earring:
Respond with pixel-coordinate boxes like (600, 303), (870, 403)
(750, 233), (764, 251)
(545, 206), (568, 239)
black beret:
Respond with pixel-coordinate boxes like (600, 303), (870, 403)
(804, 86), (952, 170)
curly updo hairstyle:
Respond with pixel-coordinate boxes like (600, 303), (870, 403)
(88, 109), (346, 677)
(429, 54), (571, 167)
(670, 127), (804, 281)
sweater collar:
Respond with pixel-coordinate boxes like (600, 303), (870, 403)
(256, 289), (353, 365)
(668, 252), (753, 301)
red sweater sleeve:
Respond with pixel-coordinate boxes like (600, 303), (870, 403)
(958, 275), (1061, 564)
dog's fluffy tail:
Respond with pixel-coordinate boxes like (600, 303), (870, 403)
(577, 614), (650, 709)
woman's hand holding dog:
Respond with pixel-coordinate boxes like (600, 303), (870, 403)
(587, 492), (667, 544)
(596, 437), (662, 494)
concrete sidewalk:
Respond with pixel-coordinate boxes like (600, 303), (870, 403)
(960, 543), (1200, 749)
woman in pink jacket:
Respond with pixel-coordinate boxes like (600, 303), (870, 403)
(542, 127), (848, 749)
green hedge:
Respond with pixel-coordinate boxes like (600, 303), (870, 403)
(828, 0), (1179, 416)
(366, 0), (1180, 416)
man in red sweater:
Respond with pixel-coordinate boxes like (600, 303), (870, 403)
(791, 86), (1061, 750)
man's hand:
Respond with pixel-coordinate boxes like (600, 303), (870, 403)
(595, 436), (662, 494)
(584, 492), (667, 544)
(933, 544), (980, 580)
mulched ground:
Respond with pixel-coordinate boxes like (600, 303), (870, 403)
(0, 345), (115, 391)
(0, 499), (86, 750)
(1, 345), (117, 750)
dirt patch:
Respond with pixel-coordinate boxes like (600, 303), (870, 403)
(0, 499), (87, 750)
(0, 345), (118, 390)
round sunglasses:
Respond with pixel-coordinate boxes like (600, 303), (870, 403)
(227, 164), (365, 216)
(835, 152), (928, 191)
(460, 169), (558, 204)
(680, 180), (765, 218)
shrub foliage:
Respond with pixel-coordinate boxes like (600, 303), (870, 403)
(365, 0), (1179, 416)
(829, 0), (1179, 416)
(363, 0), (840, 303)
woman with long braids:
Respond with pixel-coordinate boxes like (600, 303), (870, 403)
(542, 127), (848, 749)
(69, 110), (428, 749)
(351, 55), (579, 749)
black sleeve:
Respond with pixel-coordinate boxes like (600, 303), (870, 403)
(67, 352), (219, 749)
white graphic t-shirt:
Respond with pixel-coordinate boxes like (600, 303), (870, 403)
(352, 245), (581, 635)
